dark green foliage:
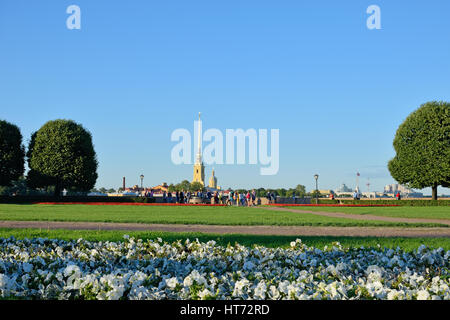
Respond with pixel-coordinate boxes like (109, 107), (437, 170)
(0, 120), (25, 186)
(0, 177), (43, 196)
(27, 119), (98, 196)
(255, 185), (306, 197)
(132, 197), (156, 203)
(388, 101), (450, 200)
(0, 195), (153, 204)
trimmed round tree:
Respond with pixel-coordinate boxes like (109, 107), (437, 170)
(388, 101), (449, 200)
(27, 119), (98, 196)
(0, 120), (25, 186)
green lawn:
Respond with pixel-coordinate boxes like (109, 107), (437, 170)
(0, 204), (447, 228)
(284, 206), (450, 220)
(1, 228), (449, 251)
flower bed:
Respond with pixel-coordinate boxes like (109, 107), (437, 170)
(0, 237), (448, 300)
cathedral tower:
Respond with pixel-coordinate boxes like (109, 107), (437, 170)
(208, 168), (217, 189)
(193, 112), (205, 185)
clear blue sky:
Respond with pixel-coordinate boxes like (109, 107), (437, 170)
(1, 1), (449, 195)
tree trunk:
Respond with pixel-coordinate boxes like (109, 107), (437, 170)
(432, 184), (438, 201)
(54, 181), (62, 198)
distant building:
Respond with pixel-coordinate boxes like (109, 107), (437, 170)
(151, 183), (169, 194)
(384, 184), (423, 198)
(208, 169), (217, 189)
(361, 191), (378, 198)
(310, 189), (334, 196)
(336, 183), (353, 193)
(192, 113), (220, 191)
(193, 113), (205, 186)
(334, 183), (354, 197)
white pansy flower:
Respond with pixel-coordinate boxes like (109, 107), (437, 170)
(165, 277), (178, 289)
(198, 288), (213, 299)
(254, 281), (267, 299)
(416, 290), (430, 300)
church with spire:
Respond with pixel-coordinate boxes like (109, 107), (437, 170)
(192, 112), (220, 191)
(192, 112), (205, 186)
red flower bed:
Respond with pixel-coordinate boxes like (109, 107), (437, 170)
(267, 204), (400, 207)
(33, 202), (227, 207)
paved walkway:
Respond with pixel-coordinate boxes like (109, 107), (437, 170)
(262, 207), (450, 226)
(0, 220), (449, 238)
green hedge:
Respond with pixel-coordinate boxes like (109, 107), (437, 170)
(0, 196), (156, 204)
(316, 199), (450, 206)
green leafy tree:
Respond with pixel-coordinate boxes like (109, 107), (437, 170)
(179, 180), (191, 191)
(295, 184), (306, 197)
(310, 190), (321, 200)
(0, 120), (25, 186)
(168, 184), (176, 193)
(285, 189), (294, 197)
(277, 188), (287, 197)
(256, 188), (266, 197)
(190, 182), (205, 192)
(388, 101), (449, 200)
(27, 119), (98, 197)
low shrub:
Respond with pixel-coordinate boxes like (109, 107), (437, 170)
(0, 195), (155, 204)
(315, 199), (449, 206)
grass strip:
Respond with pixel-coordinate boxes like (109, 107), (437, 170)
(0, 228), (449, 251)
(0, 204), (447, 228)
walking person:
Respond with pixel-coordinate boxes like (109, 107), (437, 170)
(186, 191), (191, 204)
(227, 191), (233, 206)
(180, 190), (184, 204)
(271, 192), (276, 204)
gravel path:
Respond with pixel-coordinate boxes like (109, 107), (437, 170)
(263, 207), (450, 226)
(0, 220), (449, 238)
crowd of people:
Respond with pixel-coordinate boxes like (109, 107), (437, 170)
(227, 190), (259, 206)
(145, 189), (264, 206)
(145, 188), (405, 204)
